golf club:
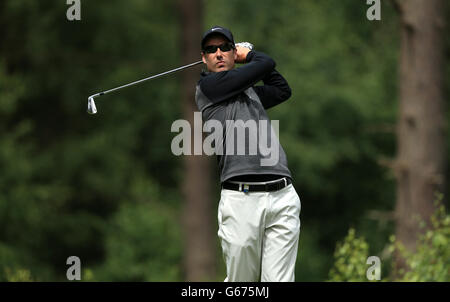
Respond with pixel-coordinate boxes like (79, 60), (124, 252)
(87, 60), (203, 114)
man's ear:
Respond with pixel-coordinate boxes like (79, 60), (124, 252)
(234, 49), (238, 61)
(201, 53), (207, 64)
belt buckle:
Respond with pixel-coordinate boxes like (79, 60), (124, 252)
(238, 183), (250, 193)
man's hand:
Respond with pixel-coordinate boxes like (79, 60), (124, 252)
(235, 42), (253, 64)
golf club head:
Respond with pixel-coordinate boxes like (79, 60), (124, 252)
(87, 97), (97, 114)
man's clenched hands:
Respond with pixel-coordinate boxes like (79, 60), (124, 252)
(235, 42), (253, 63)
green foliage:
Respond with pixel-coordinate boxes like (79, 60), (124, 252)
(4, 268), (34, 282)
(0, 0), (186, 281)
(328, 228), (370, 282)
(389, 195), (450, 282)
(329, 198), (450, 282)
(92, 200), (182, 281)
(295, 226), (334, 281)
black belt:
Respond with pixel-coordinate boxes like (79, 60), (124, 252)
(222, 177), (292, 193)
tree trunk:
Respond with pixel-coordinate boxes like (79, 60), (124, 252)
(178, 0), (216, 281)
(394, 0), (446, 267)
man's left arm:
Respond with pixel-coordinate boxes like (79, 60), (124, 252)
(253, 69), (292, 110)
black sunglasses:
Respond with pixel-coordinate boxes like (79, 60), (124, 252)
(203, 42), (235, 54)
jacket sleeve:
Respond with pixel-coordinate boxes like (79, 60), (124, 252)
(198, 51), (275, 104)
(253, 69), (292, 109)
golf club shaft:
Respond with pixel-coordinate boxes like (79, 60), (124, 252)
(89, 60), (203, 99)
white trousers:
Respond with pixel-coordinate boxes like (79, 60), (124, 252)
(218, 184), (301, 282)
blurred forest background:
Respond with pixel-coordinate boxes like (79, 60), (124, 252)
(0, 0), (448, 281)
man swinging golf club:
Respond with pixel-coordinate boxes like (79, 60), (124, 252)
(195, 26), (301, 282)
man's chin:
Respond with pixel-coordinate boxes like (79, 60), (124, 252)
(208, 64), (231, 73)
(215, 65), (229, 72)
